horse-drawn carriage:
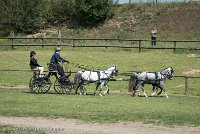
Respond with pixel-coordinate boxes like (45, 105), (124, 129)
(29, 63), (73, 94)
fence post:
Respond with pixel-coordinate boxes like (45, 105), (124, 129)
(105, 39), (107, 52)
(72, 39), (75, 49)
(173, 41), (177, 52)
(11, 38), (14, 49)
(139, 40), (141, 53)
(41, 38), (44, 48)
(184, 76), (188, 95)
(57, 30), (61, 46)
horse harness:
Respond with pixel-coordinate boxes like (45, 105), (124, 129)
(84, 71), (110, 84)
(135, 72), (166, 85)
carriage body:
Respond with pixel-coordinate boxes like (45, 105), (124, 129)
(29, 63), (72, 94)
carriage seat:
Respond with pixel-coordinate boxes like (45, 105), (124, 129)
(31, 68), (40, 76)
(47, 63), (58, 72)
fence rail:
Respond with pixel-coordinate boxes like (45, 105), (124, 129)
(0, 37), (200, 52)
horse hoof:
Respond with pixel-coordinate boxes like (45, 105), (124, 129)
(131, 93), (135, 96)
(151, 93), (155, 96)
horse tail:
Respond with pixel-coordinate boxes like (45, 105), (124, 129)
(128, 72), (137, 92)
(73, 72), (83, 93)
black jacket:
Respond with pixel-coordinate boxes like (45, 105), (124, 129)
(29, 56), (41, 69)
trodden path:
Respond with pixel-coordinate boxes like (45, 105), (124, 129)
(0, 116), (200, 134)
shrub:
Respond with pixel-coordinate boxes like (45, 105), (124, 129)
(0, 0), (45, 35)
(73, 0), (114, 27)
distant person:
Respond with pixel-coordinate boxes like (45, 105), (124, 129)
(50, 47), (69, 77)
(151, 27), (157, 46)
(29, 51), (44, 77)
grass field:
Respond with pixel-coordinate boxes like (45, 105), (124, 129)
(0, 88), (200, 126)
(0, 47), (200, 127)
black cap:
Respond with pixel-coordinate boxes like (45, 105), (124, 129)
(30, 51), (36, 55)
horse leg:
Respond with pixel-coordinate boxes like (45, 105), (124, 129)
(141, 84), (148, 97)
(157, 88), (162, 95)
(82, 86), (87, 95)
(131, 82), (140, 96)
(79, 85), (85, 95)
(157, 82), (164, 95)
(151, 85), (156, 96)
(162, 87), (169, 98)
(99, 82), (105, 96)
(94, 83), (100, 96)
(131, 85), (137, 96)
(151, 85), (158, 96)
(103, 84), (109, 95)
(74, 85), (79, 94)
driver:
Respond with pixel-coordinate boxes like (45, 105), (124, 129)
(50, 47), (69, 77)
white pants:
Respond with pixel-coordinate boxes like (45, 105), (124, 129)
(36, 67), (44, 77)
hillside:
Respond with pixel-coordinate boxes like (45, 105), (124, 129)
(31, 3), (200, 40)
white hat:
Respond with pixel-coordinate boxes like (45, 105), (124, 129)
(55, 47), (61, 51)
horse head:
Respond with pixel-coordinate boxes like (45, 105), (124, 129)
(168, 67), (174, 80)
(111, 66), (118, 76)
(161, 67), (174, 80)
(104, 66), (118, 77)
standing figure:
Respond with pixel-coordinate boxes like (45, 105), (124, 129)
(151, 27), (157, 46)
(29, 51), (44, 77)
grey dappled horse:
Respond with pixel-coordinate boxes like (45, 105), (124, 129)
(74, 66), (118, 96)
(129, 67), (174, 98)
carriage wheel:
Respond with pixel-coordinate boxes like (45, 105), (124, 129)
(29, 75), (51, 94)
(54, 78), (72, 94)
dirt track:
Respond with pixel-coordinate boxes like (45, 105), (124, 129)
(0, 116), (200, 134)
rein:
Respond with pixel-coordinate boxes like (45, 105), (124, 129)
(70, 62), (101, 71)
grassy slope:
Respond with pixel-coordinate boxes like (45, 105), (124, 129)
(52, 3), (200, 40)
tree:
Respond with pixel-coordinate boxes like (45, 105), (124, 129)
(0, 0), (45, 35)
(45, 0), (75, 25)
(74, 0), (114, 26)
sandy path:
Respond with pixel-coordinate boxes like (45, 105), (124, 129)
(0, 116), (200, 134)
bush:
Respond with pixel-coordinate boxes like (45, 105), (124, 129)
(45, 0), (75, 25)
(0, 0), (45, 35)
(0, 0), (114, 35)
(74, 0), (114, 26)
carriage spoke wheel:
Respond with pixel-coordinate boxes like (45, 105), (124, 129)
(29, 75), (51, 94)
(54, 78), (72, 94)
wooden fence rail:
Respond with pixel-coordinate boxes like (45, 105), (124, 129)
(0, 37), (200, 52)
(0, 69), (199, 95)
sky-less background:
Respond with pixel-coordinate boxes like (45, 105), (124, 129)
(115, 0), (189, 4)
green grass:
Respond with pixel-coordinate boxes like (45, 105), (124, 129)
(0, 88), (200, 126)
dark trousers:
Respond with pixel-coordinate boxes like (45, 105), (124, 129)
(151, 37), (156, 46)
(55, 63), (65, 76)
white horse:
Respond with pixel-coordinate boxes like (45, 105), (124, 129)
(129, 67), (174, 98)
(74, 66), (118, 96)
